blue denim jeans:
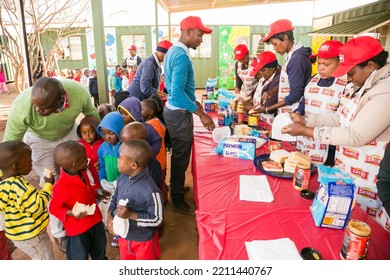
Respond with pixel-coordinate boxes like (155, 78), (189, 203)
(163, 107), (194, 205)
(66, 221), (107, 260)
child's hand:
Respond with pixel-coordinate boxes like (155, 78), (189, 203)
(94, 162), (100, 172)
(66, 210), (88, 219)
(74, 211), (88, 219)
(44, 175), (55, 185)
(107, 212), (115, 235)
(116, 205), (130, 219)
(96, 189), (111, 203)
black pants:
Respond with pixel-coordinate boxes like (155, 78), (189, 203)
(163, 107), (193, 205)
(66, 221), (107, 260)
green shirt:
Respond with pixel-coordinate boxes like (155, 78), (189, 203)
(4, 79), (100, 141)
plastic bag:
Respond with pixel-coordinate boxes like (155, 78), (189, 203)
(113, 198), (130, 238)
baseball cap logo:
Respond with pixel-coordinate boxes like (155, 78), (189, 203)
(319, 45), (330, 51)
(235, 50), (242, 55)
(339, 54), (344, 63)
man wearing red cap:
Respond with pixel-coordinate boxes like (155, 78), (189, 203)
(251, 19), (312, 115)
(233, 44), (257, 102)
(122, 45), (142, 69)
(294, 40), (347, 166)
(127, 40), (173, 101)
(282, 36), (390, 231)
(163, 16), (215, 215)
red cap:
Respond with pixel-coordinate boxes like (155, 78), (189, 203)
(331, 36), (383, 77)
(262, 19), (294, 42)
(180, 16), (212, 34)
(156, 40), (173, 53)
(250, 51), (277, 76)
(310, 40), (343, 60)
(234, 44), (249, 60)
(128, 45), (137, 51)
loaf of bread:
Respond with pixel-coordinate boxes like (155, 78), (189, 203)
(289, 151), (311, 165)
(283, 158), (299, 173)
(262, 161), (283, 173)
(270, 149), (290, 163)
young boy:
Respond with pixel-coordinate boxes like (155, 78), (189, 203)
(97, 111), (124, 247)
(89, 69), (99, 107)
(107, 139), (163, 260)
(0, 141), (54, 260)
(97, 103), (116, 120)
(122, 69), (130, 91)
(118, 96), (162, 157)
(77, 115), (104, 189)
(49, 141), (108, 260)
(141, 99), (167, 202)
(73, 68), (82, 83)
(113, 65), (123, 93)
(120, 122), (162, 193)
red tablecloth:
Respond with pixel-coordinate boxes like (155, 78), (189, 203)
(192, 113), (390, 260)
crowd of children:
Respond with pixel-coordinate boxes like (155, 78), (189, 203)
(0, 87), (168, 260)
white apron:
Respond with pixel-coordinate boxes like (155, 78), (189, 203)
(297, 74), (347, 164)
(237, 58), (257, 101)
(253, 74), (276, 126)
(278, 42), (303, 114)
(334, 70), (390, 232)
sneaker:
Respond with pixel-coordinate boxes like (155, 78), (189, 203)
(173, 201), (195, 216)
(54, 236), (67, 253)
(111, 235), (119, 247)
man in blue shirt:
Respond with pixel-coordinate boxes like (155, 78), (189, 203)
(163, 16), (215, 215)
(128, 40), (173, 101)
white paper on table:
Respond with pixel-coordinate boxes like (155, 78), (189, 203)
(271, 112), (297, 141)
(245, 238), (302, 260)
(239, 175), (274, 202)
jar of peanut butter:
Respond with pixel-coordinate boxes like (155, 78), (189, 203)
(340, 219), (371, 260)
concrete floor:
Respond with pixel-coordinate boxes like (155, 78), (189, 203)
(0, 84), (199, 260)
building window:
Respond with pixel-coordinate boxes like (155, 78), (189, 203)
(59, 36), (82, 60)
(121, 34), (146, 61)
(189, 34), (212, 58)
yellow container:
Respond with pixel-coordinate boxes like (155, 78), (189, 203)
(247, 115), (258, 127)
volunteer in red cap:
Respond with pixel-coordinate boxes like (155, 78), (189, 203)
(282, 36), (390, 231)
(122, 44), (142, 69)
(244, 51), (281, 128)
(251, 19), (312, 115)
(233, 44), (258, 102)
(127, 40), (173, 101)
(293, 40), (347, 166)
(163, 16), (215, 216)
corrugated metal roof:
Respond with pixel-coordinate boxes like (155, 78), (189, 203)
(157, 0), (312, 13)
(308, 10), (390, 36)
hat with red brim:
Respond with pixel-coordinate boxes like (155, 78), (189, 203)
(250, 51), (277, 76)
(331, 36), (383, 77)
(262, 19), (294, 43)
(180, 16), (212, 34)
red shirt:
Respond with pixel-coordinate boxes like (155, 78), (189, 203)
(49, 169), (102, 236)
(78, 138), (104, 189)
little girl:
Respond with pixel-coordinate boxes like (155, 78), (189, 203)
(76, 115), (104, 189)
(0, 66), (9, 94)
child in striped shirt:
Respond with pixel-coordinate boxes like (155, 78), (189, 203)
(0, 141), (54, 260)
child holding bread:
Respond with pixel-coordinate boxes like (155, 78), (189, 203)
(0, 141), (54, 259)
(49, 141), (109, 260)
